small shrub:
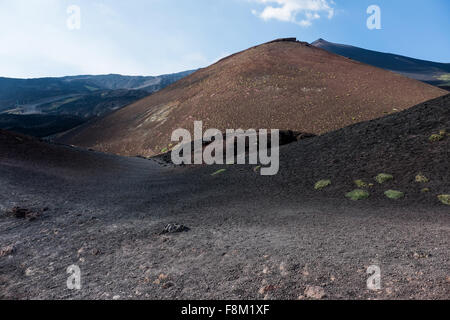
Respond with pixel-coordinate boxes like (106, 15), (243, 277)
(315, 179), (331, 190)
(438, 195), (450, 205)
(421, 188), (430, 193)
(354, 180), (368, 188)
(375, 173), (394, 184)
(429, 134), (444, 142)
(345, 189), (369, 201)
(384, 190), (405, 200)
(415, 174), (429, 183)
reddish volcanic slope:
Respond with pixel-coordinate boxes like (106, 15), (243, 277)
(58, 39), (447, 157)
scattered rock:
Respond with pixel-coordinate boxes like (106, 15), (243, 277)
(0, 245), (15, 257)
(259, 285), (276, 295)
(411, 252), (432, 259)
(158, 273), (168, 281)
(345, 189), (369, 201)
(112, 295), (121, 300)
(253, 166), (261, 173)
(161, 224), (190, 234)
(437, 195), (450, 205)
(162, 282), (175, 289)
(304, 286), (326, 299)
(8, 207), (41, 221)
(25, 267), (35, 277)
(384, 190), (405, 200)
(10, 207), (30, 219)
(314, 179), (331, 190)
(375, 173), (393, 184)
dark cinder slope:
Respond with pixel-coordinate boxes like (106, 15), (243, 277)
(311, 39), (450, 89)
(0, 129), (114, 171)
(58, 38), (447, 157)
(175, 94), (450, 206)
(275, 93), (450, 201)
(0, 114), (84, 138)
(0, 95), (449, 300)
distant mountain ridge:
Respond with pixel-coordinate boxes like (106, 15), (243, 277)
(311, 39), (450, 90)
(0, 70), (195, 113)
(59, 71), (195, 92)
(0, 70), (195, 137)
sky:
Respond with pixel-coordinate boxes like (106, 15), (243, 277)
(1, 0), (449, 78)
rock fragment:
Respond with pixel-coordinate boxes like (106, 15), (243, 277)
(161, 224), (190, 234)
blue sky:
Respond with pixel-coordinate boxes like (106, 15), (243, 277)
(1, 0), (449, 78)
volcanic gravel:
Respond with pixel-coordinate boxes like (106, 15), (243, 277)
(0, 95), (449, 300)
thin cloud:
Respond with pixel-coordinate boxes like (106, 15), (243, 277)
(251, 0), (335, 27)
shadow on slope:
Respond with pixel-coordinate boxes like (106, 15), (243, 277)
(184, 94), (450, 206)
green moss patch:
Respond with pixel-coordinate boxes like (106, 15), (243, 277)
(375, 173), (394, 184)
(384, 190), (405, 200)
(429, 134), (444, 142)
(314, 179), (331, 190)
(345, 189), (369, 201)
(354, 180), (368, 188)
(438, 195), (450, 205)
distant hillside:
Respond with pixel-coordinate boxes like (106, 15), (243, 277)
(311, 39), (450, 90)
(0, 70), (195, 114)
(60, 71), (195, 92)
(0, 70), (195, 137)
(37, 89), (150, 119)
